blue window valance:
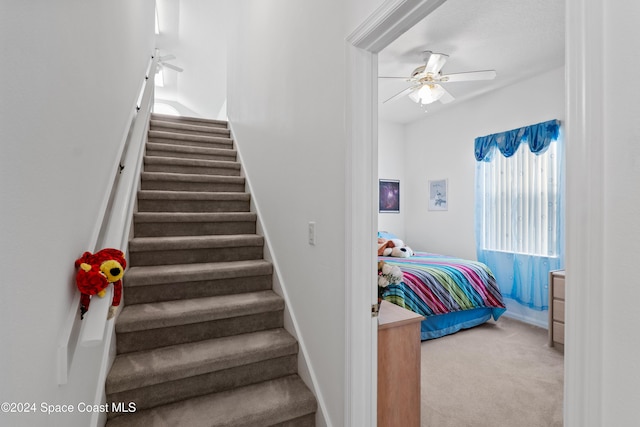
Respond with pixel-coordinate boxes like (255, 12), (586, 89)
(474, 119), (560, 161)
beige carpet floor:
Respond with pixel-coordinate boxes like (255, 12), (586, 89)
(421, 316), (564, 427)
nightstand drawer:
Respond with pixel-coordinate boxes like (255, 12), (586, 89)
(552, 300), (565, 321)
(553, 277), (565, 299)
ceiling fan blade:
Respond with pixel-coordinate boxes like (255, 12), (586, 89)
(161, 62), (184, 73)
(440, 70), (496, 83)
(383, 84), (420, 103)
(159, 54), (176, 62)
(437, 85), (455, 104)
(423, 51), (449, 75)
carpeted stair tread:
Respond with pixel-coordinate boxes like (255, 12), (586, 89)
(129, 234), (263, 251)
(132, 211), (257, 237)
(116, 290), (284, 333)
(146, 142), (237, 159)
(105, 375), (316, 427)
(124, 260), (273, 287)
(150, 119), (230, 134)
(106, 329), (298, 395)
(137, 190), (250, 201)
(144, 156), (240, 170)
(141, 171), (244, 185)
(148, 130), (233, 145)
(151, 113), (228, 128)
(134, 211), (256, 223)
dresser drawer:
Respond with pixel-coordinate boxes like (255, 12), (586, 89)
(553, 276), (565, 299)
(552, 321), (565, 345)
(552, 300), (565, 322)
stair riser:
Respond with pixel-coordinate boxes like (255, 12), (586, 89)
(148, 137), (233, 150)
(146, 148), (236, 162)
(137, 199), (250, 213)
(150, 124), (230, 138)
(140, 180), (245, 192)
(107, 355), (297, 417)
(144, 163), (241, 177)
(124, 275), (273, 305)
(129, 246), (264, 266)
(134, 221), (256, 237)
(116, 311), (284, 354)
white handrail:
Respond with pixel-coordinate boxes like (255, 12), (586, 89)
(79, 53), (158, 346)
(56, 50), (159, 384)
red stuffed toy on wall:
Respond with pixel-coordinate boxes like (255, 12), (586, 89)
(75, 248), (127, 320)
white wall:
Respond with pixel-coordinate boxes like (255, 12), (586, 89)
(601, 2), (640, 423)
(155, 0), (229, 120)
(402, 66), (565, 260)
(176, 0), (230, 119)
(378, 121), (406, 238)
(227, 2), (348, 425)
(0, 2), (155, 426)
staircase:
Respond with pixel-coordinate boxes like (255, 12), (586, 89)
(104, 114), (317, 426)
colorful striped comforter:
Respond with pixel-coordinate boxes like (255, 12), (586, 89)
(380, 252), (506, 320)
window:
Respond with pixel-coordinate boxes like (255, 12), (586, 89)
(477, 142), (560, 257)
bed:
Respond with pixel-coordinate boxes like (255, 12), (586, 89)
(378, 251), (506, 340)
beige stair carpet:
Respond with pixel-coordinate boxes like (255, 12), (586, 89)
(105, 113), (316, 426)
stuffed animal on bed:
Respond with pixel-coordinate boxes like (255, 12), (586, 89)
(390, 245), (414, 258)
(377, 260), (403, 288)
(75, 248), (127, 320)
(378, 237), (414, 258)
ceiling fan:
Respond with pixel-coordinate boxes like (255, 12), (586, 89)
(157, 54), (184, 73)
(155, 54), (183, 87)
(380, 50), (496, 107)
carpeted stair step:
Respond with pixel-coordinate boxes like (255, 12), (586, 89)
(137, 190), (251, 213)
(134, 212), (257, 237)
(123, 260), (273, 304)
(128, 234), (264, 266)
(145, 142), (237, 162)
(115, 290), (284, 353)
(106, 375), (316, 427)
(144, 156), (241, 176)
(151, 113), (228, 129)
(106, 329), (299, 413)
(140, 172), (246, 192)
(148, 130), (233, 150)
(150, 119), (231, 138)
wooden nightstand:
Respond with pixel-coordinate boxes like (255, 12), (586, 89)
(548, 270), (565, 351)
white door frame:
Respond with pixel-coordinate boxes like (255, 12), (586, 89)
(345, 0), (605, 426)
(344, 1), (448, 426)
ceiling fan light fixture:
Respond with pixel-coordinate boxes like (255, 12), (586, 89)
(409, 84), (444, 105)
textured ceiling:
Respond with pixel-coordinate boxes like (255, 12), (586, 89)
(378, 0), (565, 124)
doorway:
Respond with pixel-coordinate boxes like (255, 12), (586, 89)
(345, 0), (605, 426)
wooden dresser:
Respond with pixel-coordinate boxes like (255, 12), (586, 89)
(377, 300), (424, 427)
(548, 270), (565, 351)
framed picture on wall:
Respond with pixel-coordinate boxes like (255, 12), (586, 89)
(379, 179), (400, 213)
(428, 179), (448, 211)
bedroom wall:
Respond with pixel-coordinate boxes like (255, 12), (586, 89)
(0, 2), (155, 426)
(378, 121), (406, 239)
(402, 66), (565, 326)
